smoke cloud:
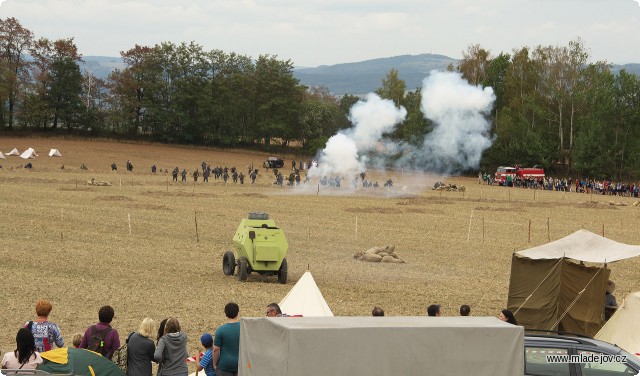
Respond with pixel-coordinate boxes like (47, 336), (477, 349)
(309, 70), (495, 185)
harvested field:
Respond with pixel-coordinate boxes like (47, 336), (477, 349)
(1, 137), (640, 365)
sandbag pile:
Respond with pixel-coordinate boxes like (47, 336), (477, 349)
(354, 245), (405, 263)
(85, 178), (113, 186)
(433, 181), (466, 192)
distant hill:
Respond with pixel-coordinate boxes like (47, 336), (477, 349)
(78, 54), (640, 96)
(293, 54), (457, 95)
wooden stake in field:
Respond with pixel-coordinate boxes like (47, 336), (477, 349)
(355, 215), (358, 240)
(466, 211), (473, 241)
(308, 213), (310, 240)
(547, 217), (550, 241)
(120, 177), (122, 189)
(166, 176), (169, 192)
(61, 208), (64, 242)
(602, 223), (605, 237)
(528, 219), (531, 243)
(482, 217), (485, 243)
(128, 213), (132, 235)
(195, 211), (199, 243)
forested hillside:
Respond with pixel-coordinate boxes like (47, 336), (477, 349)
(1, 17), (639, 178)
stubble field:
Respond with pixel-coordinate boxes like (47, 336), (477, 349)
(1, 137), (639, 364)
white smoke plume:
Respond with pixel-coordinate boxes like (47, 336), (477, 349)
(310, 93), (407, 179)
(411, 70), (495, 172)
(306, 71), (495, 190)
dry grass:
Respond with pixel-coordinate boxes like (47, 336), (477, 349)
(1, 137), (640, 364)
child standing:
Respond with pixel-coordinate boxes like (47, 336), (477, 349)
(197, 333), (215, 376)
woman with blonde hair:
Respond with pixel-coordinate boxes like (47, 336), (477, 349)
(127, 318), (157, 376)
(154, 317), (188, 376)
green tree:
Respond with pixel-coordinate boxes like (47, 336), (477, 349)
(375, 68), (406, 108)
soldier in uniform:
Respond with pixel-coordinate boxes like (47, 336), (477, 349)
(203, 168), (210, 182)
(223, 170), (229, 183)
(232, 170), (238, 183)
(193, 169), (200, 181)
(151, 164), (157, 173)
(239, 172), (245, 184)
(111, 163), (117, 171)
(250, 170), (257, 184)
(172, 167), (179, 181)
(181, 169), (187, 181)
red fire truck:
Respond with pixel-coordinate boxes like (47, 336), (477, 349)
(495, 166), (545, 186)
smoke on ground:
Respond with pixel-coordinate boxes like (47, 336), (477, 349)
(303, 70), (495, 192)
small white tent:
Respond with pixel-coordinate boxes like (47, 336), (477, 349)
(0, 152), (5, 159)
(279, 271), (333, 317)
(595, 291), (640, 355)
(5, 148), (19, 156)
(20, 148), (38, 159)
(48, 148), (62, 157)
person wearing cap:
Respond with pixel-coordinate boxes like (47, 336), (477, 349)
(605, 280), (618, 321)
(197, 333), (215, 376)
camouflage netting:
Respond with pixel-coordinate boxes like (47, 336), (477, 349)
(354, 245), (405, 263)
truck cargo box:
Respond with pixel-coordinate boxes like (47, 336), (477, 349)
(239, 316), (524, 376)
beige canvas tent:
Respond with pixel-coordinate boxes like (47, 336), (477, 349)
(48, 148), (62, 157)
(596, 291), (640, 355)
(20, 147), (38, 159)
(0, 151), (5, 159)
(5, 148), (19, 156)
(278, 271), (333, 317)
(508, 230), (640, 336)
(239, 316), (524, 376)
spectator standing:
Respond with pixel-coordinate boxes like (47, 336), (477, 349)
(154, 317), (188, 376)
(499, 309), (518, 325)
(427, 304), (441, 317)
(1, 328), (43, 370)
(197, 333), (215, 376)
(459, 305), (471, 316)
(214, 303), (241, 376)
(79, 305), (121, 359)
(127, 318), (156, 376)
(25, 299), (64, 352)
(371, 307), (385, 316)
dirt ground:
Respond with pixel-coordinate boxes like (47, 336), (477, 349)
(1, 137), (639, 365)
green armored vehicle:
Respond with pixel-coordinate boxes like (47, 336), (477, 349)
(222, 212), (288, 283)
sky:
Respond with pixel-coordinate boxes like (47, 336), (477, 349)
(1, 0), (639, 67)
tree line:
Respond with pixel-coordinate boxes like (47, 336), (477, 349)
(1, 17), (639, 179)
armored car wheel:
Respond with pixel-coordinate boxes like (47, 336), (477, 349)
(223, 251), (236, 276)
(277, 258), (288, 284)
(238, 257), (248, 281)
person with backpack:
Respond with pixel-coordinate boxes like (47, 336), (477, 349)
(79, 305), (121, 359)
(127, 318), (156, 376)
(1, 328), (43, 370)
(25, 299), (64, 353)
(154, 317), (188, 376)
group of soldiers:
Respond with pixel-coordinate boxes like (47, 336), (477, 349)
(165, 163), (258, 185)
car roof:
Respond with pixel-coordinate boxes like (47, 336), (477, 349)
(525, 334), (623, 353)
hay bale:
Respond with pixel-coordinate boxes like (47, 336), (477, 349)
(381, 255), (396, 263)
(363, 253), (383, 262)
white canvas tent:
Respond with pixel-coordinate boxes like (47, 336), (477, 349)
(20, 148), (38, 159)
(48, 148), (62, 157)
(239, 316), (524, 376)
(0, 152), (5, 159)
(516, 229), (640, 263)
(278, 271), (333, 317)
(5, 148), (19, 156)
(596, 291), (640, 355)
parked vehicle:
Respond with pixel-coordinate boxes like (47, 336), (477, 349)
(495, 165), (545, 186)
(263, 157), (284, 169)
(525, 331), (640, 375)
